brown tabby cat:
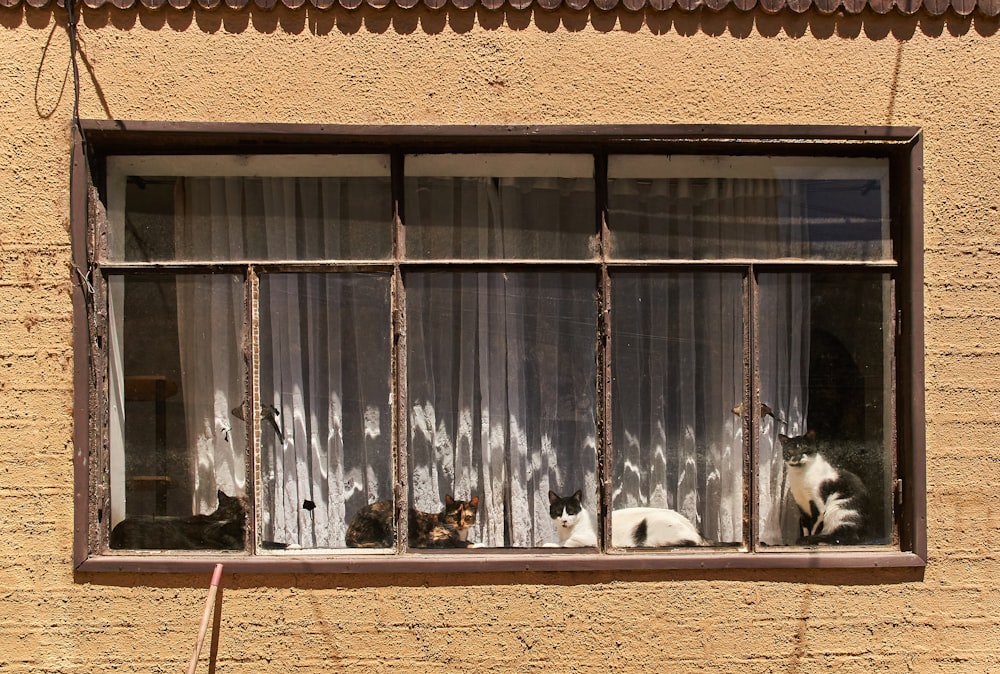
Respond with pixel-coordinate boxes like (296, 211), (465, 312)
(345, 495), (480, 549)
(109, 490), (246, 550)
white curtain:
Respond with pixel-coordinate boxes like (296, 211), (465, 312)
(174, 274), (247, 516)
(757, 273), (811, 546)
(610, 271), (745, 545)
(406, 271), (597, 548)
(608, 176), (811, 546)
(404, 175), (597, 548)
(174, 176), (392, 548)
(173, 177), (251, 516)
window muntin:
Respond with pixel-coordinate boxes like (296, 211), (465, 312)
(93, 143), (913, 563)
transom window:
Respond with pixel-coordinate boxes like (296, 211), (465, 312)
(74, 125), (925, 572)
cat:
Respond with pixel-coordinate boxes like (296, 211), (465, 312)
(780, 431), (870, 545)
(109, 489), (246, 550)
(546, 490), (704, 548)
(345, 494), (480, 549)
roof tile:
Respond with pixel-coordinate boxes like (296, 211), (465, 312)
(31, 0), (1000, 13)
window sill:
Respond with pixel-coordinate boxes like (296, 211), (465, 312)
(76, 549), (927, 575)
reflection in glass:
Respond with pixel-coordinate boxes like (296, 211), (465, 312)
(108, 273), (247, 550)
(757, 272), (893, 547)
(404, 154), (596, 260)
(611, 272), (744, 546)
(608, 156), (890, 261)
(259, 273), (392, 550)
(406, 271), (598, 548)
(117, 173), (392, 262)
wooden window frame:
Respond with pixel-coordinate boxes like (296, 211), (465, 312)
(71, 121), (926, 574)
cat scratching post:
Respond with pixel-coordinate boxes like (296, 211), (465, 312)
(186, 563), (224, 674)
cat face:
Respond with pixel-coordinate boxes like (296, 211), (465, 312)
(213, 490), (248, 522)
(443, 495), (480, 533)
(548, 490), (585, 529)
(780, 431), (820, 467)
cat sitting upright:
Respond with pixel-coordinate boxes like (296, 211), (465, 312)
(780, 431), (870, 545)
(345, 494), (480, 549)
(546, 490), (704, 548)
(109, 489), (246, 550)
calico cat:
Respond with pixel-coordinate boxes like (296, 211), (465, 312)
(546, 490), (704, 548)
(109, 490), (246, 550)
(345, 495), (480, 549)
(780, 431), (870, 545)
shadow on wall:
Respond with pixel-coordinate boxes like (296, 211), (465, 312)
(1, 2), (998, 39)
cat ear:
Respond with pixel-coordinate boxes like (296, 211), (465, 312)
(572, 489), (583, 503)
(217, 489), (225, 500)
(468, 496), (480, 509)
(548, 490), (559, 505)
(805, 430), (818, 442)
(778, 434), (788, 442)
(445, 494), (455, 506)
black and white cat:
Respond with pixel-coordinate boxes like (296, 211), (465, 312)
(780, 431), (870, 545)
(545, 490), (704, 548)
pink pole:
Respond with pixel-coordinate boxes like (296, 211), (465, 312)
(186, 564), (224, 674)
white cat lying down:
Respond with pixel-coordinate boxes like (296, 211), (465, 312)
(545, 489), (704, 548)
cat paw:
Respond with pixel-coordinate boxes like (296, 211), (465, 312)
(541, 542), (561, 548)
(469, 542), (486, 548)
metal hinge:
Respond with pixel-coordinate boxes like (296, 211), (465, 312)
(894, 479), (904, 508)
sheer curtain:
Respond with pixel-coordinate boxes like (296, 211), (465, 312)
(174, 175), (392, 549)
(608, 172), (811, 546)
(610, 271), (745, 544)
(404, 173), (598, 548)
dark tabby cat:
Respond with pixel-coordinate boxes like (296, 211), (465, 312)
(109, 490), (246, 550)
(345, 495), (480, 549)
(780, 431), (870, 545)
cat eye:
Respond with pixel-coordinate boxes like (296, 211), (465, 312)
(74, 124), (925, 572)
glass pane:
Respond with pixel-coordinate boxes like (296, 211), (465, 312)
(108, 156), (392, 262)
(757, 271), (893, 547)
(608, 156), (890, 261)
(259, 273), (392, 551)
(404, 154), (596, 260)
(611, 272), (743, 548)
(108, 273), (248, 550)
(406, 271), (598, 548)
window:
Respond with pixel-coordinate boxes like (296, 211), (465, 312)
(73, 124), (926, 572)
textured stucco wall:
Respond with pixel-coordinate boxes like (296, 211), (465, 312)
(1, 4), (999, 671)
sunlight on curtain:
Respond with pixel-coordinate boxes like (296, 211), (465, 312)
(608, 167), (812, 547)
(406, 271), (598, 548)
(258, 273), (391, 549)
(173, 174), (392, 549)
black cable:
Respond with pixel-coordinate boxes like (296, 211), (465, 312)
(65, 0), (94, 298)
(65, 0), (82, 139)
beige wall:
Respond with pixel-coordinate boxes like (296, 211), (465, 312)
(1, 4), (998, 671)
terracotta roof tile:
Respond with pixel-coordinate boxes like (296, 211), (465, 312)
(18, 0), (1000, 15)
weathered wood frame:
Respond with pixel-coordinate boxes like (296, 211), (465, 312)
(71, 122), (926, 574)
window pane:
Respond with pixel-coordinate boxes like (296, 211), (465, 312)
(259, 273), (392, 551)
(108, 156), (392, 262)
(108, 273), (248, 550)
(608, 156), (890, 261)
(611, 272), (744, 547)
(404, 154), (596, 260)
(757, 271), (893, 547)
(406, 271), (598, 548)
